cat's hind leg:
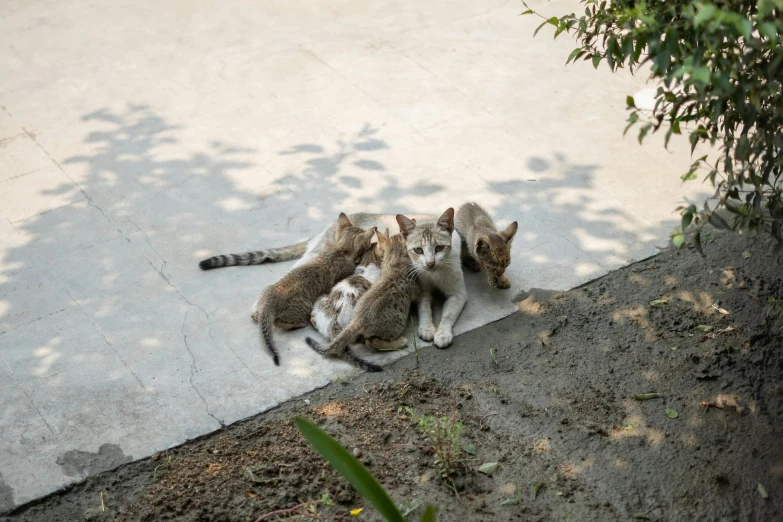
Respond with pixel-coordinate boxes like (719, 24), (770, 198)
(275, 319), (308, 330)
(366, 336), (408, 350)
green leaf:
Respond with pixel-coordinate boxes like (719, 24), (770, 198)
(479, 462), (500, 475)
(681, 169), (698, 181)
(681, 211), (694, 232)
(626, 95), (635, 108)
(533, 20), (549, 37)
(592, 53), (601, 69)
(693, 4), (718, 28)
(420, 505), (439, 522)
(520, 9), (534, 16)
(695, 325), (714, 333)
(295, 417), (406, 522)
(462, 442), (476, 455)
(672, 234), (685, 249)
(742, 250), (752, 259)
(759, 22), (778, 43)
(650, 300), (668, 309)
(757, 482), (769, 500)
(665, 408), (679, 419)
(691, 67), (711, 84)
(634, 393), (664, 400)
(566, 47), (582, 64)
(735, 18), (753, 40)
(638, 123), (652, 144)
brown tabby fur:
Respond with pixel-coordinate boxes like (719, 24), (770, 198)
(305, 230), (419, 372)
(454, 202), (517, 288)
(255, 214), (375, 365)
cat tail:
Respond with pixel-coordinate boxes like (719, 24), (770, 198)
(258, 295), (280, 366)
(199, 240), (308, 270)
(305, 327), (383, 372)
(344, 349), (383, 372)
(306, 322), (360, 358)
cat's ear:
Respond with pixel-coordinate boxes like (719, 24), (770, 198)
(376, 228), (391, 249)
(360, 227), (376, 245)
(499, 221), (518, 243)
(437, 208), (455, 234)
(337, 212), (353, 230)
(396, 214), (417, 239)
(476, 237), (490, 254)
(410, 219), (417, 225)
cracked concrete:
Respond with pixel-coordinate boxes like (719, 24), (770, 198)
(0, 0), (714, 510)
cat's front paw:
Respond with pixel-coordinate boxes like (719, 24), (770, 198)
(434, 328), (453, 348)
(418, 324), (436, 341)
(496, 276), (511, 289)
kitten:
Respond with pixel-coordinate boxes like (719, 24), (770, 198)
(454, 202), (517, 289)
(309, 231), (386, 340)
(253, 213), (375, 365)
(306, 230), (419, 372)
(398, 209), (467, 348)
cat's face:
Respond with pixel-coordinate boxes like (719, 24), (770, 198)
(475, 221), (517, 287)
(397, 209), (454, 272)
(334, 213), (376, 261)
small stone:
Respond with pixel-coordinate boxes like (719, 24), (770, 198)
(352, 447), (362, 458)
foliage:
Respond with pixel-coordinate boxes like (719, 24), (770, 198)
(404, 407), (464, 495)
(294, 417), (438, 522)
(523, 0), (783, 257)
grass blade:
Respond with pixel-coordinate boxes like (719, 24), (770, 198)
(295, 417), (405, 522)
(419, 505), (439, 522)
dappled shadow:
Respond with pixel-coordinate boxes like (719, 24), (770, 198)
(0, 102), (689, 508)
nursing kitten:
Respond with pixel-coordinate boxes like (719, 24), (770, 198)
(306, 230), (419, 372)
(254, 214), (375, 365)
(309, 230), (387, 340)
(454, 202), (517, 289)
(399, 208), (467, 348)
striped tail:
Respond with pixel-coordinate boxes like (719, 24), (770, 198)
(198, 240), (308, 270)
(306, 322), (360, 358)
(344, 349), (383, 372)
(305, 335), (383, 372)
(258, 297), (280, 366)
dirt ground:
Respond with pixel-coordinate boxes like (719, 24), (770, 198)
(3, 228), (782, 522)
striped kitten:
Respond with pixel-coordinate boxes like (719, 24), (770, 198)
(309, 230), (387, 340)
(454, 202), (517, 289)
(253, 214), (375, 365)
(306, 227), (420, 372)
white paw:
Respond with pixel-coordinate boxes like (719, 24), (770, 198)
(434, 328), (453, 348)
(418, 324), (436, 341)
(249, 299), (261, 322)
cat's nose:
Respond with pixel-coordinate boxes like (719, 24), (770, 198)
(426, 260), (435, 268)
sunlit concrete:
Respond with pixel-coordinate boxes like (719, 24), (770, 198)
(0, 0), (713, 508)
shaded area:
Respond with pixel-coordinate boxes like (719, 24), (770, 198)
(56, 444), (133, 479)
(3, 229), (781, 522)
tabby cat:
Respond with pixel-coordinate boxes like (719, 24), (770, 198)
(252, 214), (375, 365)
(306, 228), (419, 371)
(309, 231), (386, 340)
(454, 202), (517, 289)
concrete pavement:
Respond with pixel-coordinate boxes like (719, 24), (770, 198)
(0, 0), (712, 509)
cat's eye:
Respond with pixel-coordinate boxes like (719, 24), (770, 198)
(413, 247), (424, 255)
(434, 245), (445, 253)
